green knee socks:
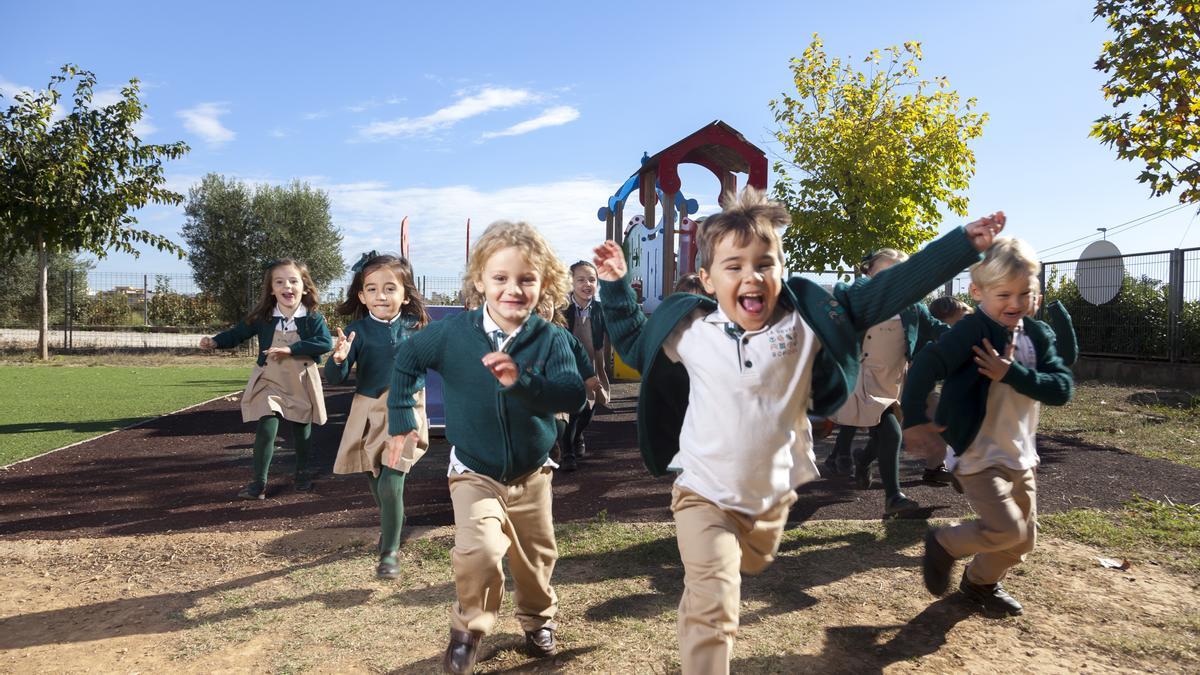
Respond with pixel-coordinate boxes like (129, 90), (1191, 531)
(251, 415), (313, 484)
(367, 466), (407, 554)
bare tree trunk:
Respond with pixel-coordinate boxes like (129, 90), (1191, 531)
(37, 231), (49, 360)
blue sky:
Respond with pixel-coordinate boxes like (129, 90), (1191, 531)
(3, 1), (1197, 282)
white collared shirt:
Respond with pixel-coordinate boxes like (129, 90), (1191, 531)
(572, 296), (593, 322)
(662, 304), (822, 515)
(368, 310), (404, 325)
(447, 305), (558, 476)
(273, 304), (308, 332)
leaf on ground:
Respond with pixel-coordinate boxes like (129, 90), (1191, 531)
(1097, 557), (1133, 571)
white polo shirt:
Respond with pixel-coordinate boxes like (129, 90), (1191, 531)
(663, 305), (821, 515)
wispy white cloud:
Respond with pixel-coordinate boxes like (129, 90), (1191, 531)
(481, 106), (580, 139)
(358, 87), (538, 140)
(269, 127), (288, 138)
(177, 102), (235, 145)
(303, 110), (328, 121)
(92, 87), (158, 137)
(321, 178), (614, 277)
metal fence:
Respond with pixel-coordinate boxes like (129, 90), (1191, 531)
(0, 270), (467, 351)
(5, 249), (1198, 361)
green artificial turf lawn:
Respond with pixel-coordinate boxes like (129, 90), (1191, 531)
(0, 365), (247, 466)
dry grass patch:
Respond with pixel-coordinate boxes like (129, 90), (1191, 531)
(1, 520), (1197, 673)
(1040, 382), (1200, 468)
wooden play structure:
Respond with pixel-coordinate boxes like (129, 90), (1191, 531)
(597, 120), (768, 307)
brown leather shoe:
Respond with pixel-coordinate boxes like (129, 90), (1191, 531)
(442, 628), (481, 674)
(524, 626), (556, 657)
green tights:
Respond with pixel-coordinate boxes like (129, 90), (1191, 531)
(367, 466), (407, 555)
(252, 415), (312, 484)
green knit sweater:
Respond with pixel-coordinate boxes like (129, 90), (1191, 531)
(387, 308), (586, 482)
(324, 315), (422, 397)
(600, 226), (983, 476)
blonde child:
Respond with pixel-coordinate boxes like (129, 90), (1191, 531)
(325, 252), (431, 579)
(593, 187), (1004, 673)
(828, 249), (952, 518)
(200, 258), (333, 500)
(903, 237), (1073, 616)
(386, 221), (585, 674)
(560, 260), (610, 470)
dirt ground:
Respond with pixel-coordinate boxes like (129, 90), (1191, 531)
(2, 383), (1199, 540)
(0, 525), (1196, 674)
(2, 381), (1199, 673)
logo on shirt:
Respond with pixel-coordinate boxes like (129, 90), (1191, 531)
(768, 329), (799, 359)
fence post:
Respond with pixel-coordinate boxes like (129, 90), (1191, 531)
(1168, 248), (1184, 362)
(943, 280), (952, 298)
(1037, 265), (1047, 320)
(63, 269), (69, 348)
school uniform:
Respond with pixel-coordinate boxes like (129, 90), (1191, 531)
(212, 306), (333, 490)
(387, 306), (585, 637)
(562, 297), (610, 462)
(600, 227), (982, 673)
(214, 306), (332, 425)
(902, 310), (1073, 585)
(326, 313), (429, 476)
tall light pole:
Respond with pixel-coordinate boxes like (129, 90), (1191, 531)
(1097, 227), (1108, 240)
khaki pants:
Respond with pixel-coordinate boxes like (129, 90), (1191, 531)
(937, 465), (1037, 585)
(448, 467), (558, 635)
(671, 486), (797, 675)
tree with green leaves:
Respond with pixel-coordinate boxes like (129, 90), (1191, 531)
(1092, 0), (1200, 205)
(0, 65), (188, 358)
(770, 35), (988, 275)
(182, 173), (345, 323)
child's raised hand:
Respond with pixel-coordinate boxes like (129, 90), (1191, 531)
(199, 336), (216, 350)
(263, 345), (293, 361)
(903, 422), (948, 460)
(481, 351), (519, 387)
(964, 211), (1006, 252)
(974, 338), (1015, 382)
(332, 328), (355, 364)
(592, 241), (627, 281)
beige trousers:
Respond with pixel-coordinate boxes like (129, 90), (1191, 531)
(671, 486), (797, 675)
(448, 467), (558, 635)
(937, 465), (1037, 584)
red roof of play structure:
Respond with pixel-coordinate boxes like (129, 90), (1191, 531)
(637, 120), (768, 195)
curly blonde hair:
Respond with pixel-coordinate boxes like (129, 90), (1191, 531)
(462, 220), (570, 318)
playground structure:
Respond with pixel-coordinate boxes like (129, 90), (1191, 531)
(597, 120), (768, 310)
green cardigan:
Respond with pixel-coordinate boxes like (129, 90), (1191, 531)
(900, 309), (1074, 455)
(600, 226), (983, 477)
(324, 315), (422, 397)
(387, 309), (586, 482)
(212, 312), (333, 366)
(1042, 300), (1078, 366)
(566, 331), (596, 382)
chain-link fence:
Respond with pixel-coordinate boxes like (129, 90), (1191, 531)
(0, 269), (469, 352)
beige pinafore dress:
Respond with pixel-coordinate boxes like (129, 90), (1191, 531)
(830, 316), (907, 427)
(333, 388), (430, 476)
(573, 312), (610, 408)
(240, 329), (328, 425)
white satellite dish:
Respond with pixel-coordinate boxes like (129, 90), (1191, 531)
(1075, 240), (1124, 305)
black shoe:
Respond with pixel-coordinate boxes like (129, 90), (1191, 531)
(560, 455), (577, 472)
(884, 493), (921, 518)
(442, 629), (482, 674)
(524, 627), (557, 657)
(852, 448), (871, 489)
(923, 466), (953, 485)
(376, 552), (400, 580)
(575, 438), (587, 458)
(822, 452), (839, 475)
(293, 471), (314, 492)
(237, 481), (266, 500)
(959, 573), (1024, 616)
(923, 528), (956, 596)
